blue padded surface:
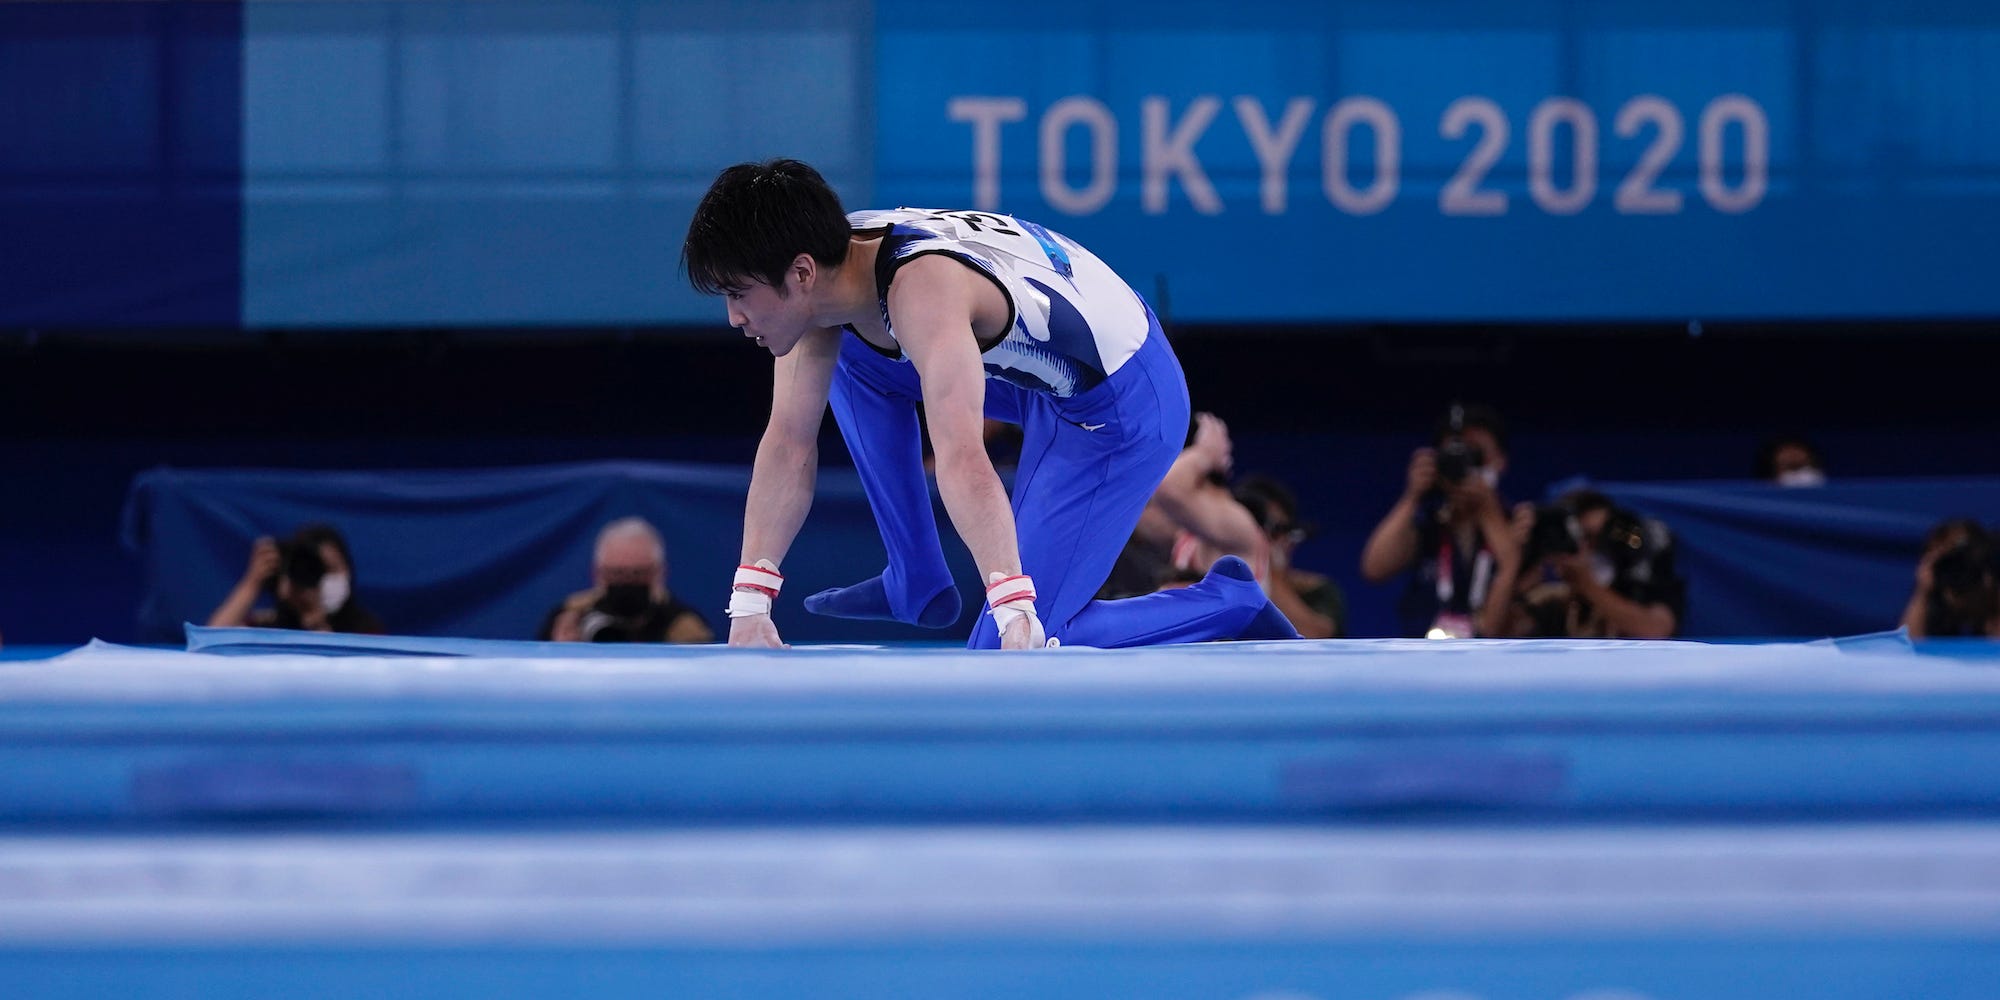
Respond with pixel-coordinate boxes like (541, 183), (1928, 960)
(0, 824), (1996, 999)
(2, 637), (1998, 826)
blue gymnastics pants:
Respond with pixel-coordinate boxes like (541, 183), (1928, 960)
(822, 313), (1289, 648)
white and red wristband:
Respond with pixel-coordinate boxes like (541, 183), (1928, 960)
(986, 572), (1044, 644)
(726, 560), (783, 618)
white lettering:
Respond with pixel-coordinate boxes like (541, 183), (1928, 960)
(1699, 94), (1768, 214)
(1528, 96), (1598, 215)
(1233, 96), (1315, 214)
(1039, 96), (1119, 215)
(1322, 96), (1400, 215)
(947, 97), (1027, 211)
(1440, 97), (1510, 216)
(1142, 96), (1224, 214)
(949, 93), (1766, 219)
(1614, 95), (1684, 214)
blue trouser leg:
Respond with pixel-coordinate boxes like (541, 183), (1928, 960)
(812, 337), (960, 627)
(969, 319), (1293, 648)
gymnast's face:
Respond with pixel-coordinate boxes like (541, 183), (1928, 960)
(723, 264), (816, 357)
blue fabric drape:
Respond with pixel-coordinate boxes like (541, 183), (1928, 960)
(121, 461), (983, 644)
(1573, 477), (2000, 637)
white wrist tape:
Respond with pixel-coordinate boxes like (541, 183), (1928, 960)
(986, 573), (1044, 644)
(727, 560), (783, 618)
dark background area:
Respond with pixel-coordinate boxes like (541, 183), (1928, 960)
(7, 322), (1994, 645)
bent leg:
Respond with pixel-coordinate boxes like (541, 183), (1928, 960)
(971, 322), (1291, 648)
(812, 338), (959, 627)
(968, 316), (1296, 652)
(1061, 556), (1301, 646)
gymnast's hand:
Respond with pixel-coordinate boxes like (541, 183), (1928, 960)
(728, 613), (787, 649)
(999, 613), (1044, 650)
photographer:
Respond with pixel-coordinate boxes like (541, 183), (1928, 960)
(1900, 519), (2000, 639)
(1360, 402), (1522, 638)
(539, 517), (713, 644)
(207, 523), (385, 634)
(1508, 490), (1685, 639)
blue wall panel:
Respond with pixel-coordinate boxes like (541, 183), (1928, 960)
(239, 0), (871, 328)
(877, 0), (2000, 322)
(0, 3), (241, 327)
(3, 0), (1999, 327)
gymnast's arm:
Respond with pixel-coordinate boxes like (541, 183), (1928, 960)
(731, 325), (841, 647)
(888, 256), (1037, 649)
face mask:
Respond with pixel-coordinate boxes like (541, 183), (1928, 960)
(1776, 467), (1826, 488)
(319, 573), (351, 614)
(1479, 466), (1500, 489)
(599, 582), (654, 618)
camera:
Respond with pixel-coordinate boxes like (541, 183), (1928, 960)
(1933, 537), (1997, 600)
(1525, 505), (1581, 563)
(275, 540), (327, 590)
(1434, 439), (1486, 487)
(1595, 507), (1655, 569)
(576, 584), (665, 643)
(577, 610), (645, 643)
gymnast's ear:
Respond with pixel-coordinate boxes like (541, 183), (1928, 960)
(790, 253), (817, 293)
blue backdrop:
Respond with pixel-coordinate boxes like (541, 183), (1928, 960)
(119, 462), (2000, 642)
(1591, 475), (2000, 638)
(119, 461), (987, 645)
(4, 0), (1998, 328)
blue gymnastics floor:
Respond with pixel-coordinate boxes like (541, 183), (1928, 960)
(1, 632), (1996, 998)
(2, 632), (1998, 826)
(0, 822), (1997, 1000)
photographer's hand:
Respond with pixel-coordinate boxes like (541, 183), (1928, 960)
(1189, 412), (1234, 476)
(294, 586), (332, 632)
(206, 537), (280, 628)
(1466, 485), (1522, 638)
(1552, 553), (1593, 590)
(1404, 447), (1438, 501)
(242, 537), (279, 587)
(1556, 553), (1674, 639)
(550, 606), (584, 642)
(1451, 473), (1502, 516)
(1509, 502), (1535, 549)
(1361, 447), (1436, 583)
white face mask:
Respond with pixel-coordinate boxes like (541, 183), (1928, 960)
(319, 572), (351, 614)
(1776, 467), (1826, 488)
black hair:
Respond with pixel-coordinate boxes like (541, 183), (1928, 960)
(1925, 517), (1990, 553)
(1753, 434), (1824, 480)
(681, 158), (852, 296)
(292, 523), (356, 578)
(1235, 474), (1316, 541)
(1558, 488), (1616, 517)
(1433, 401), (1508, 453)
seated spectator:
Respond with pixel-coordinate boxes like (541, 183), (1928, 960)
(1098, 412), (1268, 599)
(1235, 475), (1345, 638)
(1360, 402), (1522, 638)
(1900, 519), (2000, 639)
(208, 523), (386, 634)
(1096, 414), (1337, 640)
(540, 517), (713, 643)
(1755, 434), (1827, 487)
(1506, 489), (1685, 639)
